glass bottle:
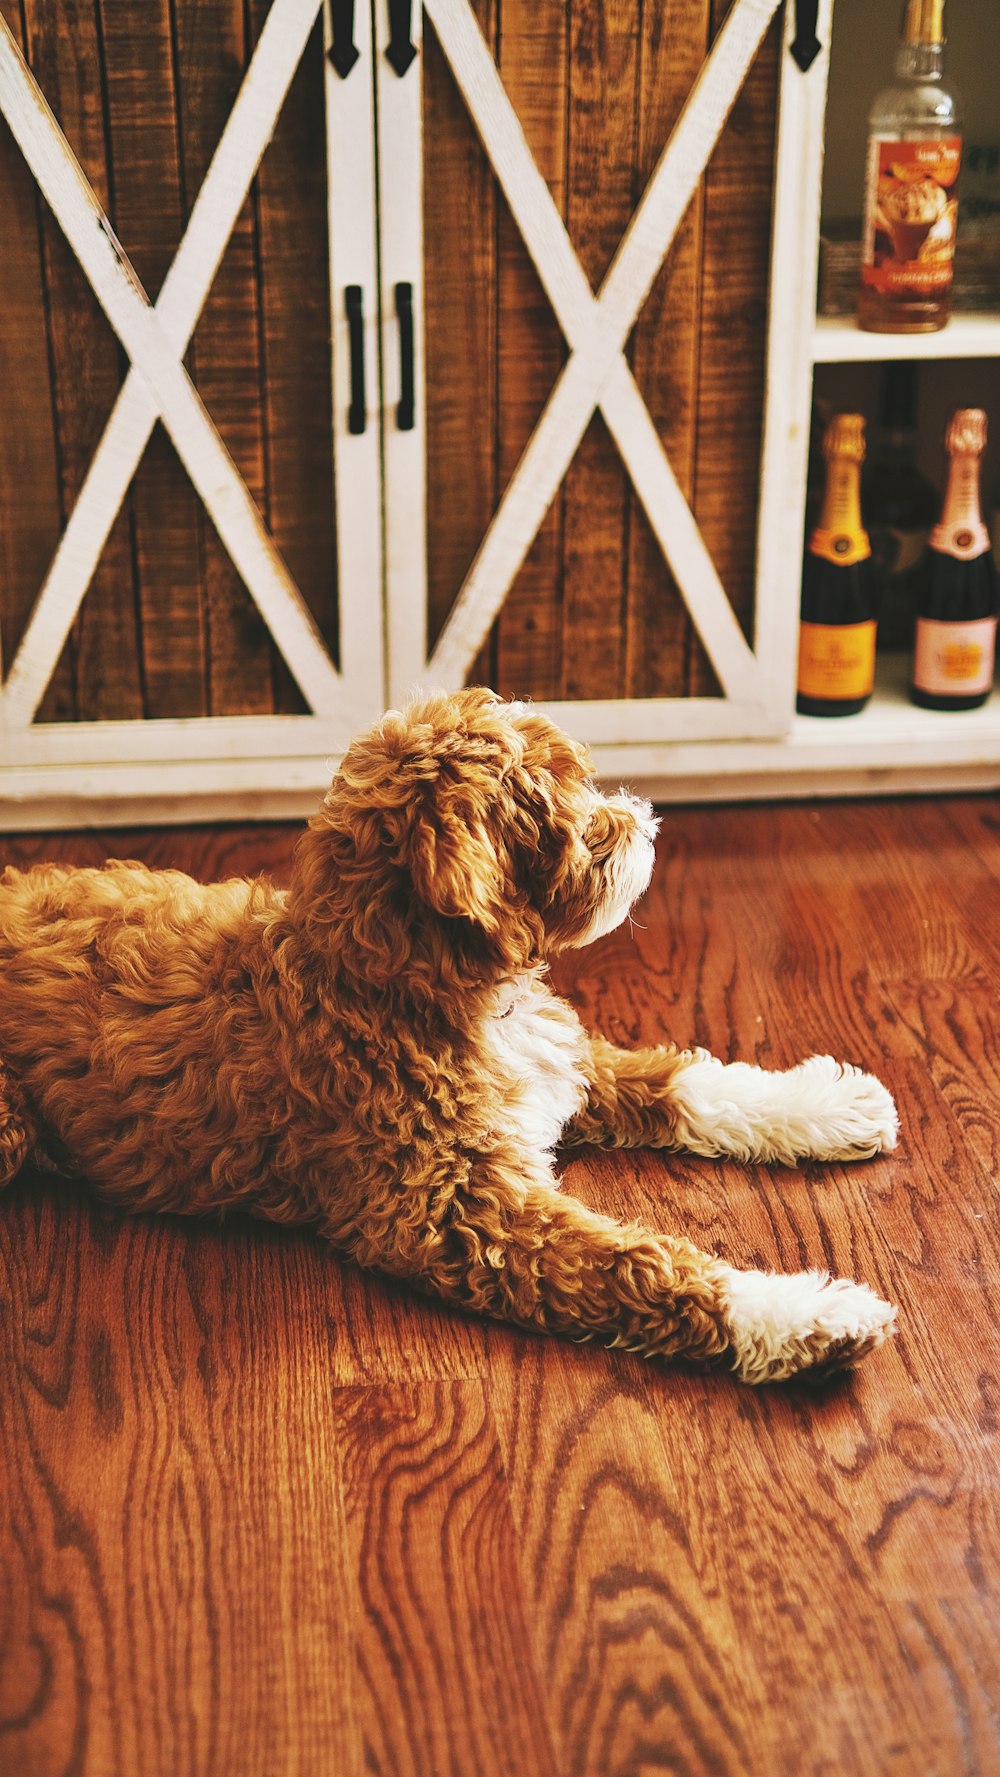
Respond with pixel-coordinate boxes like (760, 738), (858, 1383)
(912, 408), (997, 710)
(797, 414), (877, 717)
(858, 0), (962, 334)
(863, 362), (937, 650)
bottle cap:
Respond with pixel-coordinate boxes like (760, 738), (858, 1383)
(945, 409), (988, 456)
(822, 413), (866, 464)
(901, 0), (945, 46)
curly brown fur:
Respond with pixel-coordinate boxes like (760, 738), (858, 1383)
(0, 689), (899, 1384)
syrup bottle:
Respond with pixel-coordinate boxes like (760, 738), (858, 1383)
(912, 409), (997, 710)
(797, 415), (877, 717)
(858, 0), (962, 334)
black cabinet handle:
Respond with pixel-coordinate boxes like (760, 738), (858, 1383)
(328, 0), (359, 77)
(346, 285), (365, 435)
(790, 0), (821, 71)
(386, 0), (416, 76)
(395, 282), (415, 431)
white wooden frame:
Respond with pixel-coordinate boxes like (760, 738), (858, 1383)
(379, 0), (825, 744)
(0, 0), (384, 812)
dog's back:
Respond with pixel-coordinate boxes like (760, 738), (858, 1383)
(0, 861), (291, 1213)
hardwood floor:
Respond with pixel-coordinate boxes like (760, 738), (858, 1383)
(1, 796), (999, 1776)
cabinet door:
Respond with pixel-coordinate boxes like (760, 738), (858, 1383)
(0, 0), (383, 811)
(375, 0), (824, 745)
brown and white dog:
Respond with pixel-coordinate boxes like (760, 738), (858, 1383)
(0, 688), (898, 1383)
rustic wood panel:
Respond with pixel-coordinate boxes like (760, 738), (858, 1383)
(19, 0), (144, 723)
(626, 0), (711, 701)
(423, 0), (780, 705)
(97, 0), (209, 717)
(689, 4), (781, 694)
(178, 0), (274, 717)
(0, 0), (338, 727)
(0, 3), (73, 723)
(558, 2), (640, 702)
(422, 1), (497, 674)
(491, 0), (568, 702)
(247, 5), (337, 710)
(3, 795), (1000, 1774)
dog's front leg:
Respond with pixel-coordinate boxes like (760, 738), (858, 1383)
(339, 1149), (895, 1383)
(565, 1034), (898, 1164)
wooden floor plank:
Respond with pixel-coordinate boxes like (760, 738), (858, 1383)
(327, 1265), (493, 1386)
(2, 793), (999, 1776)
(886, 976), (1000, 1179)
(490, 1338), (769, 1777)
(334, 1381), (559, 1777)
(552, 801), (935, 1069)
(0, 1185), (359, 1776)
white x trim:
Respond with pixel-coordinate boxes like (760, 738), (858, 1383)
(408, 0), (781, 716)
(0, 0), (382, 740)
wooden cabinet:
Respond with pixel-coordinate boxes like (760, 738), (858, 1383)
(379, 0), (787, 738)
(0, 0), (385, 824)
(0, 0), (998, 826)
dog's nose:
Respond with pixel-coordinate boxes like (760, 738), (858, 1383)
(610, 790), (660, 845)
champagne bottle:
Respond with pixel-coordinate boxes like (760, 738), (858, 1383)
(912, 409), (998, 710)
(863, 362), (937, 651)
(797, 415), (877, 718)
(858, 0), (962, 335)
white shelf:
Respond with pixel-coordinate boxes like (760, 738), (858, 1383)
(812, 312), (1000, 363)
(583, 660), (1000, 805)
(790, 659), (1000, 755)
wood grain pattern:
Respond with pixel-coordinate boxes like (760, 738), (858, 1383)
(625, 0), (710, 701)
(178, 0), (274, 718)
(97, 0), (209, 718)
(422, 0), (497, 667)
(420, 0), (780, 705)
(3, 793), (1000, 1775)
(557, 0), (639, 702)
(336, 1382), (559, 1777)
(0, 1192), (359, 1777)
(18, 0), (144, 723)
(492, 0), (568, 702)
(689, 3), (781, 695)
(0, 1), (71, 723)
(1, 0), (784, 721)
(247, 5), (337, 710)
(492, 1334), (765, 1776)
(0, 0), (337, 727)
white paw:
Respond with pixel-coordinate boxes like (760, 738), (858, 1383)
(719, 1264), (897, 1385)
(786, 1055), (899, 1161)
(671, 1051), (899, 1164)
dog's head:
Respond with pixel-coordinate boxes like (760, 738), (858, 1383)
(293, 688), (658, 995)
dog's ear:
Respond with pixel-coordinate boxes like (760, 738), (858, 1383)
(408, 795), (505, 934)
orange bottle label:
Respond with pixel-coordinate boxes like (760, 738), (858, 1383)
(798, 621), (877, 701)
(861, 137), (961, 296)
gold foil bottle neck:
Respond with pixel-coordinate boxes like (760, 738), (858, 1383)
(901, 0), (945, 45)
(822, 413), (867, 465)
(945, 408), (988, 457)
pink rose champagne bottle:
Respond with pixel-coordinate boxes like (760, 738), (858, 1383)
(911, 408), (998, 710)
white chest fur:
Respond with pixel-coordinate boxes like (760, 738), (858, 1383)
(481, 971), (589, 1155)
